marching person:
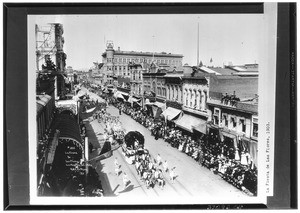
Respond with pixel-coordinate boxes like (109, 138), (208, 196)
(163, 160), (169, 172)
(148, 160), (154, 170)
(114, 157), (120, 176)
(123, 172), (129, 189)
(169, 168), (176, 184)
(156, 154), (162, 166)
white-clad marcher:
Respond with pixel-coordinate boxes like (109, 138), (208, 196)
(163, 160), (169, 172)
(169, 168), (176, 184)
(148, 161), (153, 170)
(156, 154), (162, 166)
(123, 172), (129, 189)
(114, 157), (120, 176)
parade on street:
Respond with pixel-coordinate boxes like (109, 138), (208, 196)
(35, 14), (259, 202)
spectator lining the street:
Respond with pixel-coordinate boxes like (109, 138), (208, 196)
(106, 96), (257, 196)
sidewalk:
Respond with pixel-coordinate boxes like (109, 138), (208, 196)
(84, 118), (106, 160)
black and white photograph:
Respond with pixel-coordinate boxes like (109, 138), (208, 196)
(26, 3), (280, 206)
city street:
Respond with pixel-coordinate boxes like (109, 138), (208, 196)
(84, 95), (249, 201)
(31, 13), (266, 205)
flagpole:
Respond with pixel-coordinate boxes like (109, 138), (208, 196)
(152, 35), (155, 62)
(197, 22), (199, 66)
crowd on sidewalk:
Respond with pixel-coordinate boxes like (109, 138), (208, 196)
(109, 98), (257, 196)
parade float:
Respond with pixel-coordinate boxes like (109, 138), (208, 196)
(122, 131), (145, 164)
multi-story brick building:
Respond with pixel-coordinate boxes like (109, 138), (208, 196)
(101, 41), (183, 85)
(206, 76), (258, 167)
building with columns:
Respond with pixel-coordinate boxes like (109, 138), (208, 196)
(165, 72), (183, 103)
(182, 76), (209, 113)
(171, 67), (209, 134)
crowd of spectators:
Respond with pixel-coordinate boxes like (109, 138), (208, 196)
(110, 98), (257, 196)
(221, 92), (240, 107)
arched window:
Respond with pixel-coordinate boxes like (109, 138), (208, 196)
(185, 89), (189, 106)
(189, 89), (193, 107)
(202, 90), (207, 110)
(152, 81), (156, 94)
(198, 90), (202, 110)
(179, 87), (182, 103)
(194, 89), (197, 109)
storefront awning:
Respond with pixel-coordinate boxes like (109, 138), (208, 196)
(118, 91), (129, 100)
(145, 98), (154, 105)
(220, 130), (238, 148)
(132, 97), (141, 103)
(175, 114), (206, 133)
(221, 131), (236, 140)
(114, 91), (124, 100)
(162, 107), (182, 121)
(192, 121), (207, 134)
(154, 101), (164, 107)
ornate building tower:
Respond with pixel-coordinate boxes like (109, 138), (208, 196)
(104, 41), (114, 84)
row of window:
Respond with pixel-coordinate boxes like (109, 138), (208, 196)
(213, 108), (258, 138)
(184, 90), (207, 110)
(131, 84), (142, 95)
(132, 73), (142, 81)
(157, 87), (167, 97)
(107, 57), (182, 65)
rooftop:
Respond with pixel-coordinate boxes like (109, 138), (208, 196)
(102, 49), (183, 58)
(209, 67), (237, 75)
(209, 76), (258, 100)
(207, 98), (258, 114)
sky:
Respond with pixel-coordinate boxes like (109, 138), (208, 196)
(35, 14), (263, 71)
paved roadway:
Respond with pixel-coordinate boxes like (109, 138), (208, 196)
(84, 103), (250, 203)
(80, 87), (250, 202)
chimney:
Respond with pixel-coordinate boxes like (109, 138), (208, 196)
(118, 47), (120, 51)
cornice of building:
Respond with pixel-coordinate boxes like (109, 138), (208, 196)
(102, 50), (183, 58)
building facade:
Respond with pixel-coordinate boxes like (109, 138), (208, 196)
(165, 73), (183, 103)
(182, 76), (209, 113)
(101, 41), (183, 84)
(206, 76), (259, 167)
(143, 68), (166, 103)
(129, 63), (144, 98)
